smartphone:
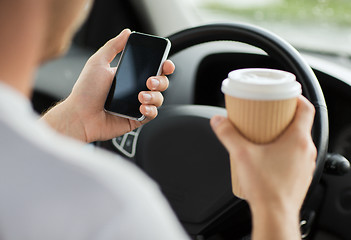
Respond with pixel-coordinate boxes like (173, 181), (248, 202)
(104, 32), (171, 121)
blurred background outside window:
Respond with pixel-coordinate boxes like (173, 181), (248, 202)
(191, 0), (351, 56)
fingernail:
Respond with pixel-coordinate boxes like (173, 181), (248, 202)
(211, 116), (225, 129)
(142, 93), (152, 102)
(151, 78), (160, 89)
(144, 106), (152, 115)
(121, 28), (131, 35)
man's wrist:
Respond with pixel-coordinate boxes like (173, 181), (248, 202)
(41, 99), (87, 142)
(250, 201), (301, 240)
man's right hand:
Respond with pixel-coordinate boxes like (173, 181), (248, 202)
(210, 96), (317, 240)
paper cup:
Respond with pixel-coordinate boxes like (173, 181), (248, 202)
(221, 68), (302, 198)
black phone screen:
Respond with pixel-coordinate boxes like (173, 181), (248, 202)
(104, 32), (170, 120)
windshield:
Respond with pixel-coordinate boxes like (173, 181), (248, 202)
(191, 0), (351, 56)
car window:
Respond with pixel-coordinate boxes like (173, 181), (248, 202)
(191, 0), (351, 56)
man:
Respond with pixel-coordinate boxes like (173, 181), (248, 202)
(0, 0), (188, 239)
(0, 0), (316, 239)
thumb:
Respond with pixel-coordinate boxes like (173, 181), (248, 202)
(210, 115), (251, 152)
(91, 29), (131, 64)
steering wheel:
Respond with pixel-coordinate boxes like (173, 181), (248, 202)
(97, 23), (329, 239)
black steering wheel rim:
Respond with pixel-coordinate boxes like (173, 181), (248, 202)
(98, 23), (329, 238)
(168, 23), (328, 189)
(132, 23), (329, 237)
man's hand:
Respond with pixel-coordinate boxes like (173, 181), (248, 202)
(210, 96), (317, 240)
(42, 29), (174, 142)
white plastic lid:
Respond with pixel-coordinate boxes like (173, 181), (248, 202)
(221, 68), (302, 100)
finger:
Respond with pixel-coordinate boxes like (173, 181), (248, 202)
(162, 60), (175, 75)
(91, 29), (131, 64)
(140, 105), (158, 121)
(210, 115), (253, 153)
(138, 91), (164, 107)
(146, 76), (169, 91)
(290, 96), (316, 133)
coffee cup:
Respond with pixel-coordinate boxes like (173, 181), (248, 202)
(221, 68), (302, 198)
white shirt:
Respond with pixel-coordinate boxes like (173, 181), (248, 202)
(0, 82), (189, 240)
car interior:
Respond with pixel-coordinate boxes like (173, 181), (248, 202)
(33, 0), (351, 239)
